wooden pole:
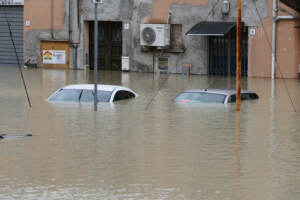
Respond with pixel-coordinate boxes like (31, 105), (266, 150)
(236, 0), (242, 111)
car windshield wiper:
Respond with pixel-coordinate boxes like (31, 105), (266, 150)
(78, 90), (83, 101)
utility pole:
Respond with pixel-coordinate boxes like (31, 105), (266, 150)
(271, 0), (278, 80)
(236, 0), (242, 111)
(93, 1), (99, 111)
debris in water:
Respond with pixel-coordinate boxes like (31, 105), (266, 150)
(0, 134), (32, 139)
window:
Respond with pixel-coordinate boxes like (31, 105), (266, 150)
(170, 24), (183, 49)
(113, 90), (135, 102)
(80, 90), (94, 102)
(249, 93), (259, 99)
(49, 89), (82, 102)
(174, 92), (226, 103)
(228, 95), (236, 103)
(97, 91), (112, 102)
(79, 90), (112, 102)
(228, 93), (259, 103)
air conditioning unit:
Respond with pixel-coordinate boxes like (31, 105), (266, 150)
(140, 24), (170, 47)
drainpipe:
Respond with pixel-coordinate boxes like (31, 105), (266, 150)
(69, 0), (80, 69)
(271, 0), (298, 79)
(271, 0), (278, 79)
(68, 0), (72, 43)
(51, 0), (54, 39)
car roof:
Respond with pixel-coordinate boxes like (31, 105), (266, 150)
(62, 84), (131, 92)
(183, 88), (256, 96)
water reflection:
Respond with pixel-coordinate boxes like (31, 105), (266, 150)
(0, 66), (300, 199)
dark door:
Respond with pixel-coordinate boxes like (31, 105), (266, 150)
(209, 26), (248, 76)
(0, 6), (23, 67)
(89, 21), (122, 70)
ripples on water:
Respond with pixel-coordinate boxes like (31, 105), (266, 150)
(0, 67), (300, 200)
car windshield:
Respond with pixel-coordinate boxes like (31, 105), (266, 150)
(174, 92), (226, 104)
(49, 89), (112, 102)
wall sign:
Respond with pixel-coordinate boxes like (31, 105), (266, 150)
(124, 23), (130, 30)
(0, 0), (24, 5)
(158, 57), (168, 70)
(43, 50), (66, 64)
(25, 20), (30, 27)
(249, 28), (256, 36)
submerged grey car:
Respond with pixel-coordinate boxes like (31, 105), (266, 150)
(173, 89), (259, 104)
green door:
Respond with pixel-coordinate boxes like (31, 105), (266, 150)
(89, 21), (122, 70)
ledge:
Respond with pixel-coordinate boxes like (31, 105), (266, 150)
(166, 48), (185, 53)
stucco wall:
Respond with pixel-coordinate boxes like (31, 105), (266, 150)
(24, 0), (68, 66)
(249, 0), (300, 78)
(80, 0), (270, 75)
(24, 0), (300, 78)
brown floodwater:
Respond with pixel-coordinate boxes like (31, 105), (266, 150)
(0, 67), (300, 200)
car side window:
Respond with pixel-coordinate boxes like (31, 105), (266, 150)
(241, 93), (250, 101)
(249, 93), (259, 99)
(113, 90), (135, 102)
(49, 89), (82, 102)
(80, 90), (94, 102)
(228, 93), (258, 103)
(78, 90), (112, 102)
(228, 94), (236, 103)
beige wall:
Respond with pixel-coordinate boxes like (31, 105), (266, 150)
(249, 0), (300, 78)
(151, 0), (300, 78)
(151, 0), (208, 23)
(23, 0), (300, 77)
(24, 0), (65, 34)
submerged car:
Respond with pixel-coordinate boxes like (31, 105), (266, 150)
(173, 89), (258, 104)
(47, 84), (138, 103)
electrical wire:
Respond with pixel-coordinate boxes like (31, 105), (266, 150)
(251, 1), (297, 112)
(4, 6), (32, 108)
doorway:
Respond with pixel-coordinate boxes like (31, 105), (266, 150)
(209, 26), (248, 76)
(89, 21), (122, 70)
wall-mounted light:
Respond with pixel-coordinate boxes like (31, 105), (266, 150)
(222, 0), (230, 15)
(93, 0), (103, 3)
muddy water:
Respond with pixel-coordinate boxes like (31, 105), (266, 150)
(0, 67), (300, 200)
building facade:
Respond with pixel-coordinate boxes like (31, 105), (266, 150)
(23, 0), (300, 78)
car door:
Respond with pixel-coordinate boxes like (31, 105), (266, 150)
(113, 90), (135, 102)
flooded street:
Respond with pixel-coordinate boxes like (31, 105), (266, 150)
(0, 66), (300, 200)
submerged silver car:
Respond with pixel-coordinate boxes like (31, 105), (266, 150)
(173, 89), (259, 104)
(47, 84), (138, 103)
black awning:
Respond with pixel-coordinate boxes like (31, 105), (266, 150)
(280, 0), (300, 12)
(186, 21), (236, 36)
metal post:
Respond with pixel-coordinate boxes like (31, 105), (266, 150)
(271, 0), (277, 79)
(236, 0), (242, 111)
(94, 2), (98, 111)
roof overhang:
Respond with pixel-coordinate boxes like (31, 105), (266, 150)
(186, 21), (236, 36)
(280, 0), (300, 12)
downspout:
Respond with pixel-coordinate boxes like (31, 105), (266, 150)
(74, 0), (81, 70)
(271, 0), (278, 79)
(69, 0), (80, 69)
(51, 0), (54, 39)
(68, 0), (71, 42)
(271, 0), (298, 79)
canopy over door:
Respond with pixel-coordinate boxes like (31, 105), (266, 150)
(186, 21), (236, 36)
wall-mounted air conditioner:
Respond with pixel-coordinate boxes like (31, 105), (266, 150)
(140, 24), (170, 47)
